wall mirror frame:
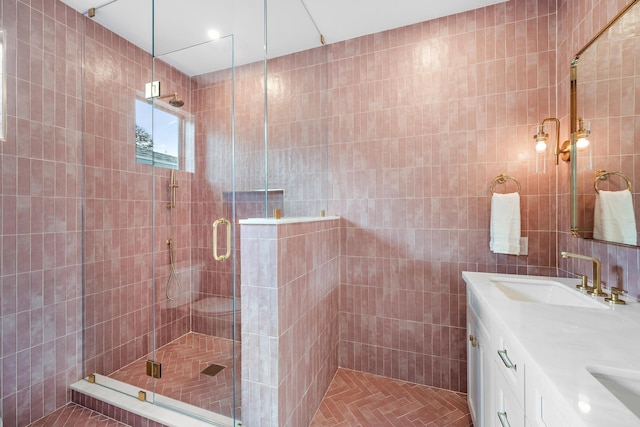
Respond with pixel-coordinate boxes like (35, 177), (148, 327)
(570, 0), (640, 247)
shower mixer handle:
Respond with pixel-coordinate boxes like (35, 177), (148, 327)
(167, 170), (178, 209)
(213, 218), (231, 261)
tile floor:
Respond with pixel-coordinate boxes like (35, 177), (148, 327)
(28, 334), (472, 427)
(108, 332), (241, 419)
(310, 368), (472, 426)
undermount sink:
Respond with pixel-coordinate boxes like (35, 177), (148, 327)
(587, 365), (640, 419)
(490, 277), (608, 309)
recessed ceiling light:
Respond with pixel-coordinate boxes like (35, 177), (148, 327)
(208, 29), (220, 40)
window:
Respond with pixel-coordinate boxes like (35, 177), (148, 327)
(135, 98), (182, 169)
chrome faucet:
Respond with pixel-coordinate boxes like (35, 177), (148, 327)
(560, 252), (606, 297)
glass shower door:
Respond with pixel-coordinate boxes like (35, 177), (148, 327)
(148, 11), (241, 421)
(80, 0), (268, 423)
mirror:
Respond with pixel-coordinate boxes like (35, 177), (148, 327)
(570, 0), (640, 246)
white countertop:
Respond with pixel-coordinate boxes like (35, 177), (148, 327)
(239, 215), (339, 225)
(463, 272), (640, 427)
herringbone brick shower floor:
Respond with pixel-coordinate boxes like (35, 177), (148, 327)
(109, 332), (241, 419)
(29, 335), (472, 426)
(310, 368), (472, 427)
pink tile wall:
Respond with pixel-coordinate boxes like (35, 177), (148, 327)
(267, 49), (330, 217)
(557, 0), (640, 298)
(328, 0), (560, 392)
(1, 1), (84, 425)
(82, 15), (193, 378)
(240, 219), (340, 427)
(1, 1), (194, 424)
(5, 0), (640, 425)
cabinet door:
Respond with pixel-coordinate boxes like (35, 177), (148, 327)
(467, 308), (493, 427)
(480, 329), (493, 427)
(525, 363), (572, 427)
(467, 310), (482, 425)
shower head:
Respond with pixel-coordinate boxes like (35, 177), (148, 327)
(168, 93), (184, 108)
(154, 92), (184, 108)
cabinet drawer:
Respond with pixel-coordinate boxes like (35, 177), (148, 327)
(492, 329), (525, 403)
(494, 359), (525, 427)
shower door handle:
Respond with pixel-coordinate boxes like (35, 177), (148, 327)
(212, 218), (231, 261)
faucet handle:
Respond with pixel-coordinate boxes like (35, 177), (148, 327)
(576, 274), (590, 291)
(605, 287), (627, 305)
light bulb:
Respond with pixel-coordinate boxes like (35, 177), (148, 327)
(576, 137), (590, 150)
(208, 29), (220, 40)
(535, 140), (547, 153)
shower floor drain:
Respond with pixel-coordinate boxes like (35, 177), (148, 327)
(201, 363), (225, 377)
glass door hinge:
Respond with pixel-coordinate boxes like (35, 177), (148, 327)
(146, 360), (162, 379)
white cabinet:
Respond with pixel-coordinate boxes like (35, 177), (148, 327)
(467, 290), (493, 427)
(467, 285), (565, 427)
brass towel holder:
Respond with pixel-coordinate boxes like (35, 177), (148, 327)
(594, 170), (631, 194)
(490, 174), (521, 194)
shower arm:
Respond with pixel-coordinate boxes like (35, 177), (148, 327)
(152, 92), (184, 108)
(157, 93), (177, 100)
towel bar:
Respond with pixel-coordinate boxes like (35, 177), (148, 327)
(490, 174), (521, 194)
(594, 170), (632, 193)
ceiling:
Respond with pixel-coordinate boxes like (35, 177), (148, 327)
(61, 0), (508, 76)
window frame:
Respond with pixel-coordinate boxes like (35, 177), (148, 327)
(134, 96), (185, 170)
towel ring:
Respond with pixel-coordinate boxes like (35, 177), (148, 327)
(490, 174), (521, 194)
(594, 170), (632, 194)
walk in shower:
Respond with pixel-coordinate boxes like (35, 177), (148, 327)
(77, 0), (328, 425)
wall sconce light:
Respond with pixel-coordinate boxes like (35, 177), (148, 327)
(575, 117), (590, 148)
(575, 117), (592, 170)
(532, 118), (570, 173)
(533, 117), (593, 173)
(533, 123), (549, 174)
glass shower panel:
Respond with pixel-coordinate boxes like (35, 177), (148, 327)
(81, 0), (156, 391)
(265, 0), (329, 218)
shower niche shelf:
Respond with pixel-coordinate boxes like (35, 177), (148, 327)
(222, 189), (284, 219)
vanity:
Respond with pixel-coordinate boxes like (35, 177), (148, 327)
(464, 272), (640, 427)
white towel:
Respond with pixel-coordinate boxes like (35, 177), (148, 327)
(490, 192), (521, 255)
(593, 189), (637, 245)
